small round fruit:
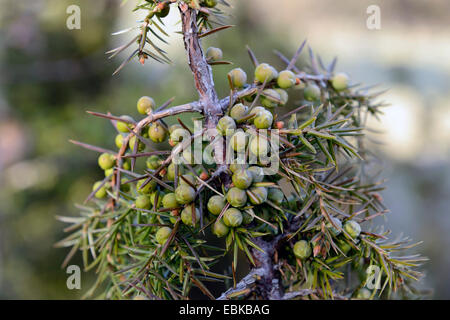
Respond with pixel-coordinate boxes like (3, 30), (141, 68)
(205, 47), (223, 62)
(326, 217), (342, 236)
(249, 135), (270, 156)
(162, 193), (179, 209)
(98, 153), (115, 170)
(268, 188), (284, 205)
(155, 227), (172, 245)
(156, 4), (170, 17)
(129, 135), (145, 152)
(149, 191), (163, 208)
(148, 122), (168, 143)
(260, 89), (281, 108)
(181, 206), (200, 227)
(223, 208), (243, 227)
(170, 128), (190, 146)
(93, 181), (107, 199)
(230, 103), (248, 122)
(293, 240), (312, 259)
(356, 288), (371, 299)
(216, 116), (236, 136)
(231, 130), (248, 152)
(277, 70), (296, 89)
(248, 186), (268, 205)
(136, 179), (156, 194)
(248, 166), (264, 183)
(166, 162), (184, 181)
(331, 72), (349, 91)
(120, 178), (130, 192)
(241, 210), (254, 225)
(137, 96), (156, 114)
(337, 239), (352, 254)
(203, 0), (217, 8)
(116, 115), (134, 133)
(122, 159), (131, 171)
(135, 195), (151, 209)
(146, 155), (162, 170)
(253, 109), (273, 129)
(303, 83), (321, 101)
(207, 195), (226, 215)
(169, 124), (183, 134)
(175, 185), (196, 204)
(179, 174), (196, 186)
(104, 168), (114, 177)
(115, 134), (126, 149)
(232, 169), (253, 189)
(344, 220), (361, 238)
(212, 219), (229, 237)
(254, 63), (278, 83)
(274, 88), (288, 105)
(229, 161), (248, 173)
(226, 187), (247, 208)
(228, 68), (247, 88)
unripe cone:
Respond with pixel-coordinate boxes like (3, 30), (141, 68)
(98, 153), (115, 170)
(248, 186), (268, 205)
(344, 220), (361, 238)
(179, 174), (196, 186)
(212, 219), (229, 237)
(203, 0), (217, 8)
(268, 188), (284, 205)
(129, 135), (145, 152)
(150, 191), (163, 208)
(146, 155), (162, 170)
(166, 163), (184, 181)
(304, 83), (321, 101)
(230, 103), (248, 122)
(148, 122), (168, 143)
(162, 192), (179, 209)
(248, 166), (264, 183)
(104, 168), (114, 177)
(170, 128), (189, 146)
(326, 216), (342, 236)
(274, 88), (288, 106)
(226, 187), (247, 208)
(232, 169), (253, 190)
(254, 63), (278, 83)
(207, 195), (226, 215)
(277, 70), (296, 89)
(260, 89), (281, 108)
(135, 195), (151, 209)
(155, 227), (172, 245)
(228, 68), (247, 88)
(115, 134), (125, 149)
(229, 161), (248, 173)
(293, 240), (312, 259)
(93, 181), (107, 199)
(331, 72), (349, 91)
(231, 130), (248, 152)
(253, 109), (273, 129)
(175, 185), (196, 204)
(356, 288), (371, 299)
(181, 206), (200, 227)
(249, 135), (270, 156)
(156, 3), (170, 17)
(223, 208), (243, 227)
(116, 115), (134, 133)
(205, 47), (223, 62)
(241, 210), (254, 225)
(216, 116), (236, 136)
(136, 179), (156, 194)
(137, 96), (156, 115)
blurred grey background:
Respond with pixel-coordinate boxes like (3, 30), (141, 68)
(0, 0), (449, 298)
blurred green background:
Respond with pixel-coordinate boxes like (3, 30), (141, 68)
(0, 0), (449, 299)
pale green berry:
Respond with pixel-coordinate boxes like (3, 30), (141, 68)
(93, 181), (107, 199)
(203, 0), (217, 8)
(356, 288), (371, 299)
(205, 47), (222, 61)
(155, 227), (172, 245)
(249, 135), (270, 156)
(162, 193), (179, 209)
(241, 210), (254, 225)
(207, 195), (226, 216)
(293, 240), (312, 259)
(181, 206), (200, 227)
(137, 96), (156, 115)
(253, 110), (273, 129)
(98, 153), (115, 170)
(135, 195), (151, 209)
(129, 135), (145, 152)
(228, 68), (247, 88)
(255, 63), (278, 83)
(248, 186), (268, 205)
(146, 155), (162, 170)
(260, 89), (281, 108)
(170, 128), (190, 146)
(232, 169), (253, 190)
(304, 83), (321, 101)
(169, 124), (183, 134)
(248, 166), (264, 183)
(230, 103), (248, 122)
(149, 191), (163, 208)
(274, 88), (288, 105)
(229, 161), (248, 173)
(175, 185), (196, 204)
(116, 115), (134, 133)
(226, 187), (247, 208)
(344, 220), (361, 238)
(104, 168), (114, 177)
(326, 217), (343, 236)
(136, 179), (156, 194)
(148, 122), (168, 143)
(268, 188), (284, 205)
(223, 208), (243, 227)
(115, 134), (126, 149)
(231, 130), (248, 152)
(216, 116), (236, 136)
(277, 70), (296, 89)
(331, 72), (349, 91)
(179, 174), (196, 186)
(212, 219), (229, 237)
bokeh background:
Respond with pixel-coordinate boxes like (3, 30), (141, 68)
(0, 0), (449, 299)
